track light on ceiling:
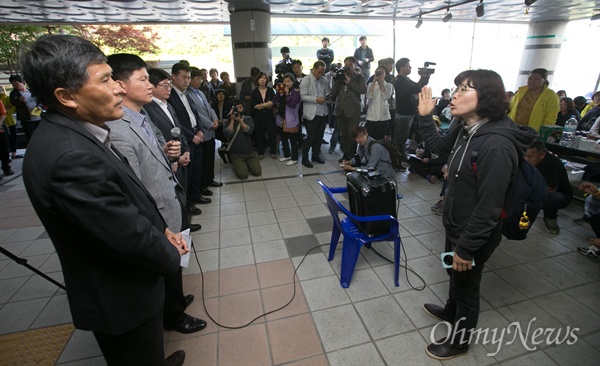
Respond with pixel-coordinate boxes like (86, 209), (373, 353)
(524, 0), (537, 5)
(415, 15), (423, 29)
(443, 7), (452, 22)
(476, 0), (484, 17)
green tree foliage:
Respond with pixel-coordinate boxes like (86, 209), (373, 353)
(0, 25), (47, 72)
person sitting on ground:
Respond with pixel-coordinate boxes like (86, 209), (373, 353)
(408, 117), (448, 183)
(341, 126), (395, 179)
(577, 181), (600, 258)
(224, 100), (262, 180)
(579, 91), (600, 131)
(555, 97), (581, 127)
(524, 141), (573, 234)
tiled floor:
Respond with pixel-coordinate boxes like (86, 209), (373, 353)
(1, 136), (600, 366)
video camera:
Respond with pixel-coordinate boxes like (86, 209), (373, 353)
(330, 65), (349, 81)
(418, 62), (436, 76)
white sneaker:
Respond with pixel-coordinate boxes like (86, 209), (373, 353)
(577, 245), (600, 258)
(279, 157), (291, 162)
(286, 160), (297, 166)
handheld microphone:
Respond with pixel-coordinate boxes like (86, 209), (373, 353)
(170, 127), (181, 162)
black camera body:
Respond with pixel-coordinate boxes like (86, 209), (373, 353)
(418, 61), (436, 76)
(230, 105), (241, 118)
(331, 65), (348, 81)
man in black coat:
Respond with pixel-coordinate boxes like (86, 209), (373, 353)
(20, 34), (186, 366)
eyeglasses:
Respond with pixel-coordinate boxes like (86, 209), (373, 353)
(451, 84), (476, 97)
(157, 82), (172, 90)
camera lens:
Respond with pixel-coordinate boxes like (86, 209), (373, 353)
(443, 254), (454, 266)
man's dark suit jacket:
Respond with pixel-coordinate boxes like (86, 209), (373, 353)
(22, 111), (181, 336)
(167, 90), (196, 145)
(144, 100), (190, 155)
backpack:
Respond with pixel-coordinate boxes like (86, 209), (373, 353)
(471, 134), (547, 240)
(367, 139), (404, 170)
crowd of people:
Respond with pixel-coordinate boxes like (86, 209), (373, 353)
(3, 32), (599, 365)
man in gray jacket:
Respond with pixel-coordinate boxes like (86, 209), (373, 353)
(300, 60), (330, 168)
(330, 56), (367, 162)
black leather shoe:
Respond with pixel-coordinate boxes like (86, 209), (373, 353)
(3, 169), (15, 176)
(195, 196), (212, 205)
(184, 294), (194, 309)
(321, 139), (329, 144)
(423, 303), (453, 323)
(425, 338), (469, 360)
(189, 224), (202, 232)
(312, 156), (325, 164)
(187, 206), (202, 216)
(302, 160), (313, 168)
(164, 350), (185, 366)
(209, 180), (223, 187)
(165, 314), (207, 334)
(200, 188), (213, 196)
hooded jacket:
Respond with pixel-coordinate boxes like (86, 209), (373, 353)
(419, 114), (537, 261)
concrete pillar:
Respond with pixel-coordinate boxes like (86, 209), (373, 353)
(229, 10), (272, 86)
(515, 20), (567, 89)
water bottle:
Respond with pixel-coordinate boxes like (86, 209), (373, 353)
(560, 116), (578, 147)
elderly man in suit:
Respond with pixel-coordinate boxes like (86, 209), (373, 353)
(330, 56), (367, 162)
(144, 68), (203, 218)
(105, 54), (206, 336)
(299, 60), (330, 168)
(21, 35), (186, 365)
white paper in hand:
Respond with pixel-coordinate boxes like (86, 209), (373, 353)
(180, 229), (192, 268)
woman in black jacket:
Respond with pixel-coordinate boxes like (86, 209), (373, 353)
(250, 72), (276, 159)
(416, 70), (537, 360)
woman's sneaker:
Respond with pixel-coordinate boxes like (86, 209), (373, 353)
(577, 246), (600, 258)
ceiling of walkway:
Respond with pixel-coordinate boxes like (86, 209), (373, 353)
(0, 0), (599, 24)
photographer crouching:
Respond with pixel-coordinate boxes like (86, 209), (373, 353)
(224, 100), (262, 179)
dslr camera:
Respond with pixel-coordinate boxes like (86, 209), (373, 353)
(230, 105), (241, 118)
(331, 65), (348, 81)
(418, 62), (436, 76)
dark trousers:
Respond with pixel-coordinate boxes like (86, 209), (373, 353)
(393, 115), (414, 158)
(163, 267), (187, 327)
(302, 115), (327, 161)
(7, 125), (17, 153)
(254, 115), (277, 155)
(187, 142), (203, 206)
(442, 232), (500, 347)
(365, 120), (388, 140)
(585, 213), (600, 238)
(408, 157), (445, 179)
(337, 115), (360, 159)
(21, 120), (40, 143)
(0, 132), (10, 172)
(93, 306), (165, 365)
(200, 138), (216, 188)
(543, 191), (572, 219)
(281, 130), (301, 161)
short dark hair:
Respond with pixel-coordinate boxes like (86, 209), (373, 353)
(209, 68), (218, 75)
(280, 46), (290, 54)
(454, 69), (509, 121)
(282, 73), (296, 84)
(220, 71), (229, 79)
(573, 96), (588, 108)
(344, 56), (357, 65)
(529, 68), (549, 85)
(528, 140), (546, 153)
(250, 67), (260, 76)
(312, 60), (326, 69)
(215, 89), (225, 97)
(322, 37), (329, 43)
(378, 57), (394, 67)
(561, 97), (575, 111)
(231, 98), (242, 106)
(106, 54), (147, 82)
(148, 68), (171, 87)
(256, 72), (269, 83)
(172, 62), (191, 76)
(179, 60), (190, 66)
(8, 75), (23, 83)
(190, 66), (202, 78)
(441, 88), (450, 96)
(19, 35), (106, 108)
(359, 36), (367, 41)
(352, 126), (367, 138)
(395, 58), (410, 73)
(292, 59), (302, 67)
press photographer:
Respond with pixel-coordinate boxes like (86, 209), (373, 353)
(329, 56), (367, 162)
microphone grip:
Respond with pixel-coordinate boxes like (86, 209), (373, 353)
(170, 127), (181, 162)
